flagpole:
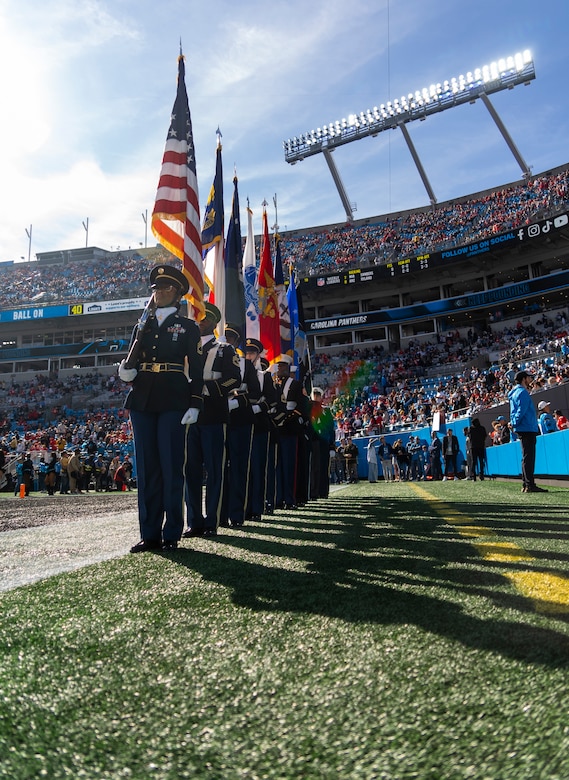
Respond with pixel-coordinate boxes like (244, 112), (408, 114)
(272, 193), (278, 235)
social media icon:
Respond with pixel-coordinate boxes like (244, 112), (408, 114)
(528, 224), (540, 238)
(554, 214), (568, 228)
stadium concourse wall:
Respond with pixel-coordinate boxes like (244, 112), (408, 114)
(348, 424), (569, 482)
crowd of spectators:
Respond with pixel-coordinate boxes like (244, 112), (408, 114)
(281, 168), (569, 277)
(313, 312), (569, 438)
(1, 168), (568, 310)
(1, 166), (569, 490)
(0, 371), (133, 492)
(2, 308), (569, 485)
(0, 251), (166, 309)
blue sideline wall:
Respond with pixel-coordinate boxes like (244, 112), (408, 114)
(345, 424), (569, 481)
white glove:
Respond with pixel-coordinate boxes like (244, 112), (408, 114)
(181, 408), (200, 425)
(228, 398), (239, 412)
(118, 360), (138, 382)
(252, 404), (261, 415)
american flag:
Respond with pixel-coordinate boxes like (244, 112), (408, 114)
(151, 53), (204, 321)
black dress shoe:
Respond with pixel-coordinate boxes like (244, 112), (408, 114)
(202, 529), (217, 538)
(161, 541), (179, 551)
(284, 503), (298, 510)
(250, 514), (262, 522)
(182, 528), (204, 538)
(130, 540), (161, 553)
(527, 485), (547, 493)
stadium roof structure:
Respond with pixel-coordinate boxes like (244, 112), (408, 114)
(283, 51), (536, 222)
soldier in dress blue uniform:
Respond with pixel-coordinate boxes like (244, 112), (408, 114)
(120, 265), (203, 552)
(272, 354), (305, 510)
(308, 387), (335, 499)
(244, 338), (276, 521)
(183, 303), (241, 537)
(220, 325), (262, 528)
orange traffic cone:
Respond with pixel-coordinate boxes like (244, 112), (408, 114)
(19, 483), (26, 498)
(122, 482), (127, 491)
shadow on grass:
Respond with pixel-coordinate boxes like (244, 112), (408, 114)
(167, 495), (569, 667)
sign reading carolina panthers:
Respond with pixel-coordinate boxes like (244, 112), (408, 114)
(307, 269), (569, 332)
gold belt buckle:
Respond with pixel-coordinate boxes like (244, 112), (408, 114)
(152, 363), (161, 373)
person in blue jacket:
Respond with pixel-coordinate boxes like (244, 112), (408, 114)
(508, 370), (547, 493)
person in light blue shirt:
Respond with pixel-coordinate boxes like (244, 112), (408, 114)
(537, 400), (557, 434)
(508, 370), (546, 493)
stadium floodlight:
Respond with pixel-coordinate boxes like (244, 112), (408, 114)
(284, 51), (535, 164)
(283, 51), (535, 219)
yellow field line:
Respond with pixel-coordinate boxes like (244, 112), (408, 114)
(410, 483), (569, 615)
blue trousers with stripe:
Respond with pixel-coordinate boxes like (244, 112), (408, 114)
(130, 409), (186, 544)
(185, 423), (227, 532)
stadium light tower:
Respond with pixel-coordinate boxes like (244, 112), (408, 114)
(283, 51), (536, 220)
(25, 224), (32, 262)
(142, 209), (148, 248)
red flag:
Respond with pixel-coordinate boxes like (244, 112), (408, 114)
(151, 53), (204, 321)
(257, 206), (280, 364)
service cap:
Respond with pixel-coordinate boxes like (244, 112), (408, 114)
(149, 265), (189, 295)
(203, 302), (222, 324)
(245, 337), (264, 353)
(225, 323), (241, 340)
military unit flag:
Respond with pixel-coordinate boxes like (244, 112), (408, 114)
(243, 205), (260, 342)
(202, 137), (225, 333)
(274, 232), (291, 358)
(224, 175), (246, 343)
(257, 207), (281, 364)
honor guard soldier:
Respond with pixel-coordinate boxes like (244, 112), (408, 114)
(220, 325), (262, 528)
(244, 337), (275, 522)
(309, 387), (336, 499)
(272, 354), (304, 510)
(120, 264), (203, 552)
(184, 302), (241, 537)
(259, 354), (279, 515)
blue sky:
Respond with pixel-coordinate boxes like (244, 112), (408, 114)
(1, 0), (568, 262)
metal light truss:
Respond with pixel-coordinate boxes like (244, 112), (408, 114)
(283, 51), (535, 164)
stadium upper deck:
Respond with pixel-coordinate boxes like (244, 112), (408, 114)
(0, 163), (567, 311)
(0, 163), (568, 373)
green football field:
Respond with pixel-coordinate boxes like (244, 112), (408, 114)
(0, 480), (567, 779)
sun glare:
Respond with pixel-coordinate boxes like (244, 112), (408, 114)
(0, 21), (51, 157)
